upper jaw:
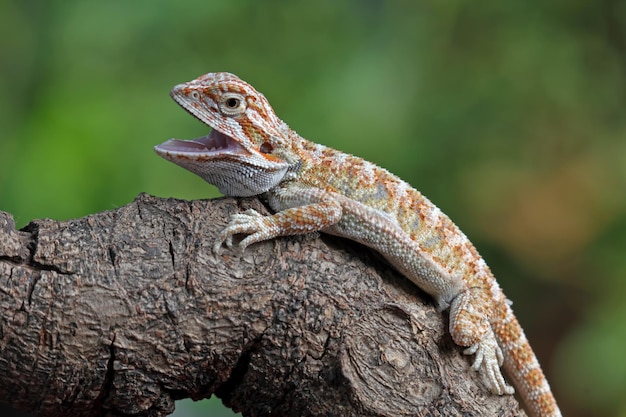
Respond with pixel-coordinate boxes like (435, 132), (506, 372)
(163, 85), (250, 159)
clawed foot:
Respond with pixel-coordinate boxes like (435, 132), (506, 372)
(464, 333), (514, 395)
(213, 209), (274, 254)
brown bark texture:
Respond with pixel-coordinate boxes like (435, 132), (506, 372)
(0, 193), (525, 417)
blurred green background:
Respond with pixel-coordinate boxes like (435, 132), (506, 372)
(1, 1), (625, 416)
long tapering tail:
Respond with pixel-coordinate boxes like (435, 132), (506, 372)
(495, 303), (562, 417)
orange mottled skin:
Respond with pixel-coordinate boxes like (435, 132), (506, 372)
(154, 72), (561, 417)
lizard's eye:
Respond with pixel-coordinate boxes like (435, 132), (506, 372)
(189, 91), (201, 100)
(260, 142), (274, 154)
(219, 93), (246, 116)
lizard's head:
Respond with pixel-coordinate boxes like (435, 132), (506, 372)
(154, 72), (296, 197)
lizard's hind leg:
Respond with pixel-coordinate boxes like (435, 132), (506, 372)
(449, 289), (514, 395)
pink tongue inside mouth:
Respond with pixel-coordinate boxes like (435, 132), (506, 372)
(156, 129), (235, 153)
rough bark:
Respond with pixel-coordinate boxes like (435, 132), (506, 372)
(0, 193), (525, 417)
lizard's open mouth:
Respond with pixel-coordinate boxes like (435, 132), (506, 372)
(154, 129), (244, 158)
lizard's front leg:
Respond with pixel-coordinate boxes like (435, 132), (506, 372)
(214, 198), (342, 253)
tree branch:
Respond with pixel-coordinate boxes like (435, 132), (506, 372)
(0, 194), (524, 417)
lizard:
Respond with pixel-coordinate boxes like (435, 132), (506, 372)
(154, 72), (562, 417)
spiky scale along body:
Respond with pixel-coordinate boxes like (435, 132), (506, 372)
(154, 72), (561, 417)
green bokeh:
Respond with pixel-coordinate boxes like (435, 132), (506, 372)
(1, 1), (625, 416)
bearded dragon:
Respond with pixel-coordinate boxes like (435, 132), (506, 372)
(154, 72), (562, 417)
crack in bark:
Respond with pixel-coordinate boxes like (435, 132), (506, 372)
(94, 333), (117, 417)
(215, 338), (262, 409)
(163, 293), (179, 324)
(168, 240), (175, 270)
(108, 246), (117, 267)
(21, 221), (73, 276)
(0, 255), (25, 265)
